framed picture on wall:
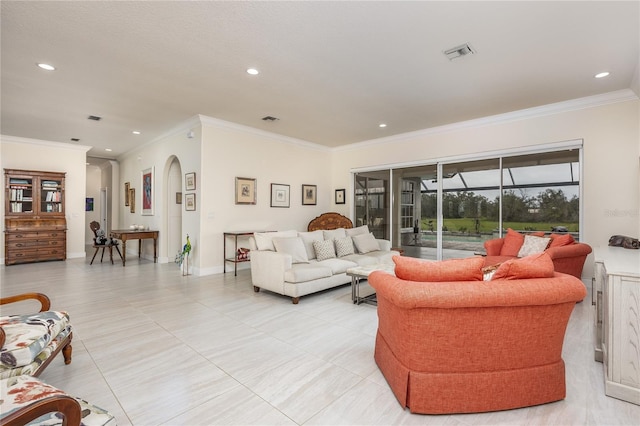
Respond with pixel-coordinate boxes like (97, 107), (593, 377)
(176, 192), (182, 204)
(124, 182), (130, 206)
(335, 189), (345, 204)
(235, 177), (257, 205)
(141, 167), (154, 215)
(129, 188), (135, 213)
(302, 184), (317, 205)
(185, 172), (196, 191)
(270, 183), (290, 208)
(185, 193), (196, 211)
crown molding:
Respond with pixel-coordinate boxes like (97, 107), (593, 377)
(1, 134), (91, 152)
(335, 89), (639, 152)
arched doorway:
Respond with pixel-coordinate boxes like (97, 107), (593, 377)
(166, 157), (182, 262)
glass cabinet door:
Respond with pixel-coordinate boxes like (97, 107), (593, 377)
(40, 178), (64, 214)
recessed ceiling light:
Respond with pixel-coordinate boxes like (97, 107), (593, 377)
(132, 131), (141, 135)
(105, 148), (112, 152)
(37, 63), (55, 71)
(246, 68), (259, 75)
(595, 72), (610, 78)
(379, 123), (387, 128)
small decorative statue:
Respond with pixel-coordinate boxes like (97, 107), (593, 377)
(176, 235), (192, 267)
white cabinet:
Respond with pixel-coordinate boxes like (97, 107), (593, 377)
(594, 247), (640, 405)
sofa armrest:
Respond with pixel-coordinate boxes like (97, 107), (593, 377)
(249, 250), (292, 292)
(376, 239), (392, 251)
(484, 238), (505, 256)
(545, 242), (592, 260)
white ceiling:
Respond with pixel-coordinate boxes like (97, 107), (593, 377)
(1, 1), (639, 159)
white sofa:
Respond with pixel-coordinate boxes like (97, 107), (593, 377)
(249, 225), (399, 304)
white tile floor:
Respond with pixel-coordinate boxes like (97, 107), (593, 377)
(2, 255), (639, 425)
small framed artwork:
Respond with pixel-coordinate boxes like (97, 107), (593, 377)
(185, 193), (196, 211)
(129, 188), (135, 213)
(85, 197), (94, 211)
(141, 166), (154, 216)
(235, 177), (257, 205)
(124, 182), (130, 206)
(176, 192), (182, 204)
(302, 184), (317, 205)
(185, 172), (196, 191)
(270, 183), (290, 208)
(335, 189), (346, 204)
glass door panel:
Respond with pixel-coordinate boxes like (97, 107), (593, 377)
(354, 171), (390, 239)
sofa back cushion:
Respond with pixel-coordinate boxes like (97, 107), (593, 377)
(298, 230), (324, 259)
(500, 228), (525, 256)
(272, 237), (309, 264)
(352, 233), (380, 254)
(254, 230), (298, 251)
(491, 252), (554, 280)
(323, 228), (347, 241)
(393, 255), (484, 282)
(345, 225), (370, 237)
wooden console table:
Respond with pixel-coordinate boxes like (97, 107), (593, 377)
(110, 229), (159, 267)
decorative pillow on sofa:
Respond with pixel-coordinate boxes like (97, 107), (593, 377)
(272, 237), (309, 264)
(313, 239), (336, 261)
(298, 230), (324, 259)
(491, 252), (554, 280)
(393, 256), (484, 282)
(254, 230), (297, 251)
(500, 228), (525, 256)
(345, 225), (369, 237)
(323, 228), (347, 241)
(334, 236), (355, 257)
(352, 233), (380, 254)
(549, 233), (575, 247)
(517, 235), (551, 257)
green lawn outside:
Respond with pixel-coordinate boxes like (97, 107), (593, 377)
(420, 218), (579, 234)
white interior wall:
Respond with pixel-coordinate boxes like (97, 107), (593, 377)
(331, 98), (640, 277)
(0, 136), (90, 262)
(85, 166), (102, 244)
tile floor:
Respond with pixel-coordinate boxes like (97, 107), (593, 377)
(1, 255), (639, 425)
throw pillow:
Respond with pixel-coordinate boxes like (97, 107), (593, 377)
(393, 255), (485, 282)
(499, 228), (525, 256)
(352, 233), (380, 254)
(517, 235), (551, 257)
(323, 228), (347, 241)
(549, 233), (575, 247)
(334, 236), (355, 257)
(491, 252), (554, 280)
(272, 237), (309, 264)
(254, 230), (297, 251)
(345, 225), (370, 237)
(298, 230), (324, 259)
(313, 239), (336, 261)
(482, 263), (502, 281)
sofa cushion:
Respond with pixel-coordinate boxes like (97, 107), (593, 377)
(298, 230), (324, 260)
(517, 235), (551, 257)
(335, 236), (355, 257)
(0, 311), (70, 369)
(352, 233), (380, 254)
(316, 258), (357, 274)
(254, 230), (297, 251)
(393, 256), (484, 282)
(284, 264), (333, 283)
(273, 237), (309, 264)
(345, 225), (369, 237)
(500, 228), (525, 256)
(549, 233), (575, 247)
(491, 252), (555, 280)
(313, 239), (336, 261)
(323, 228), (347, 241)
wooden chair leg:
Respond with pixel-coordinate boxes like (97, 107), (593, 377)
(90, 247), (99, 265)
(113, 244), (123, 261)
(100, 247), (106, 263)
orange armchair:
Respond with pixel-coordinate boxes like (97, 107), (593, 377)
(368, 270), (586, 414)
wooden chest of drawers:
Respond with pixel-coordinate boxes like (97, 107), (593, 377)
(4, 220), (67, 266)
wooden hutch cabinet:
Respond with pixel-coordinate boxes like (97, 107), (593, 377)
(4, 169), (67, 265)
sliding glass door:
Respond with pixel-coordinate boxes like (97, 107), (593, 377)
(354, 170), (390, 239)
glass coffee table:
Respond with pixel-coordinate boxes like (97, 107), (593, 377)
(346, 263), (395, 305)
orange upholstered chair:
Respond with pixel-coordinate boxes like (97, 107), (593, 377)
(368, 260), (586, 414)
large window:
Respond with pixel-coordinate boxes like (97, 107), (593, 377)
(355, 145), (582, 260)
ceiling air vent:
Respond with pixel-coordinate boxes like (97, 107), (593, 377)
(70, 138), (80, 142)
(262, 116), (279, 122)
(87, 115), (102, 121)
(443, 43), (475, 60)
